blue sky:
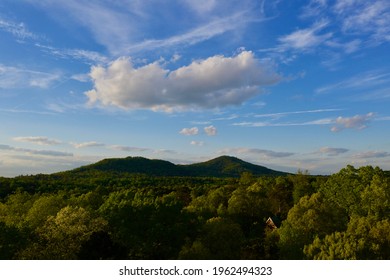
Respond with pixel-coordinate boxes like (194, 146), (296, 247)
(1, 0), (390, 177)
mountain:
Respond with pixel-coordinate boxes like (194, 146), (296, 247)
(181, 156), (287, 177)
(71, 155), (288, 177)
(74, 156), (184, 176)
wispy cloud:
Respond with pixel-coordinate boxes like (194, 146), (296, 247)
(232, 118), (333, 127)
(13, 136), (62, 146)
(125, 10), (257, 54)
(318, 146), (349, 156)
(0, 144), (72, 157)
(110, 145), (151, 153)
(232, 111), (376, 133)
(0, 65), (62, 89)
(27, 0), (265, 56)
(212, 114), (239, 121)
(254, 108), (342, 118)
(71, 141), (105, 149)
(35, 43), (108, 64)
(220, 147), (294, 159)
(353, 151), (390, 159)
(316, 71), (390, 94)
(0, 17), (39, 41)
(335, 0), (390, 45)
(278, 19), (332, 51)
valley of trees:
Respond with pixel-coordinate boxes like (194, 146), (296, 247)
(0, 156), (389, 260)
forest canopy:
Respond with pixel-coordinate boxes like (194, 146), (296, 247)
(0, 158), (389, 260)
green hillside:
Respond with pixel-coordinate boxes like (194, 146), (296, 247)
(182, 155), (287, 177)
(71, 155), (288, 177)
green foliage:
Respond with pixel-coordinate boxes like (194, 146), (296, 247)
(179, 217), (244, 259)
(0, 222), (27, 259)
(289, 170), (315, 204)
(278, 193), (347, 259)
(0, 162), (388, 260)
(319, 165), (384, 216)
(304, 216), (390, 260)
(18, 206), (107, 259)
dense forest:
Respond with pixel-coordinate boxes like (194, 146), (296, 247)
(0, 156), (389, 260)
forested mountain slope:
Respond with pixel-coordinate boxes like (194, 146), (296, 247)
(70, 155), (288, 177)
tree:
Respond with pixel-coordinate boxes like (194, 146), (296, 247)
(0, 222), (27, 259)
(179, 217), (244, 259)
(18, 206), (107, 259)
(304, 216), (390, 260)
(289, 170), (314, 204)
(25, 194), (65, 228)
(278, 192), (347, 259)
(319, 165), (384, 216)
(360, 174), (390, 219)
(227, 186), (270, 234)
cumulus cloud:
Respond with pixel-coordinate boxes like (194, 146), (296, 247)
(318, 146), (349, 156)
(179, 127), (199, 136)
(85, 51), (281, 112)
(204, 125), (217, 136)
(13, 136), (61, 146)
(331, 112), (374, 132)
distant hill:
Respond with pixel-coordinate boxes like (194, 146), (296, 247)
(72, 155), (288, 177)
(181, 156), (287, 177)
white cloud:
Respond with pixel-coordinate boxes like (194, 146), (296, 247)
(278, 20), (332, 51)
(331, 112), (374, 132)
(0, 65), (61, 89)
(180, 127), (199, 136)
(254, 108), (342, 119)
(110, 145), (150, 152)
(233, 118), (333, 127)
(204, 125), (217, 136)
(220, 147), (294, 158)
(184, 0), (217, 14)
(0, 18), (38, 41)
(27, 0), (263, 56)
(325, 39), (362, 54)
(190, 141), (204, 146)
(353, 151), (390, 159)
(0, 144), (72, 157)
(337, 1), (390, 44)
(316, 71), (390, 94)
(301, 0), (328, 18)
(36, 44), (108, 64)
(27, 0), (137, 55)
(71, 73), (90, 82)
(13, 136), (62, 146)
(85, 51), (281, 112)
(71, 141), (105, 149)
(318, 146), (349, 156)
